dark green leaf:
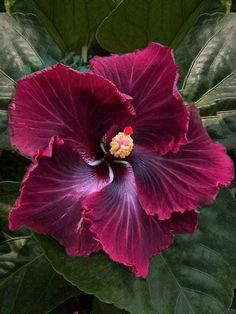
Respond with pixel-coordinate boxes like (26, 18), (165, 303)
(36, 189), (236, 314)
(196, 70), (236, 116)
(112, 0), (122, 4)
(0, 235), (38, 281)
(0, 71), (15, 110)
(0, 110), (11, 151)
(230, 310), (236, 314)
(0, 0), (4, 12)
(4, 0), (16, 12)
(0, 209), (39, 282)
(209, 0), (232, 13)
(220, 0), (232, 13)
(176, 12), (236, 147)
(181, 13), (236, 103)
(93, 298), (128, 314)
(0, 211), (79, 314)
(97, 0), (211, 53)
(0, 181), (20, 204)
(4, 0), (32, 13)
(0, 12), (62, 109)
(0, 254), (79, 314)
(232, 1), (236, 11)
(35, 237), (153, 314)
(175, 12), (224, 87)
(231, 290), (236, 311)
(27, 0), (116, 53)
(202, 110), (236, 149)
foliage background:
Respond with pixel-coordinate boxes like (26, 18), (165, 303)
(0, 0), (236, 313)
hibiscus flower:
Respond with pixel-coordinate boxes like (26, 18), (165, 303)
(8, 43), (233, 278)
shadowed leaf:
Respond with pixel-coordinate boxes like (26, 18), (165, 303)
(202, 110), (236, 149)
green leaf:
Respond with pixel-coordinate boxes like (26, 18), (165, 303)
(4, 0), (16, 12)
(0, 110), (11, 151)
(27, 0), (116, 53)
(175, 12), (224, 87)
(181, 13), (236, 103)
(176, 12), (236, 147)
(0, 210), (39, 282)
(0, 211), (79, 314)
(0, 235), (36, 280)
(93, 298), (128, 314)
(0, 244), (79, 314)
(112, 0), (122, 4)
(196, 70), (236, 116)
(209, 0), (232, 13)
(36, 189), (236, 314)
(220, 0), (232, 13)
(4, 0), (32, 14)
(0, 254), (79, 314)
(0, 181), (20, 204)
(202, 110), (236, 149)
(0, 12), (62, 109)
(96, 0), (211, 53)
(0, 71), (15, 110)
(230, 310), (236, 314)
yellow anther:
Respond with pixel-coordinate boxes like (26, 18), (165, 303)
(110, 131), (134, 159)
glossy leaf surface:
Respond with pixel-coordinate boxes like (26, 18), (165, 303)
(27, 0), (116, 52)
(177, 13), (236, 148)
(0, 12), (61, 109)
(97, 0), (211, 52)
(182, 14), (236, 103)
(175, 12), (223, 87)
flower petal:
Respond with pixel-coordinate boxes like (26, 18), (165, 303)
(163, 211), (198, 235)
(9, 64), (134, 161)
(128, 106), (234, 220)
(83, 163), (197, 278)
(9, 137), (111, 256)
(90, 43), (188, 154)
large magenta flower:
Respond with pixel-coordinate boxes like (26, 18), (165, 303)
(9, 43), (233, 278)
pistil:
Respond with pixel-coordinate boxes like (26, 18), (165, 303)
(110, 126), (134, 158)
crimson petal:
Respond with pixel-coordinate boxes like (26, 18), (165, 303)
(90, 43), (188, 154)
(83, 163), (197, 278)
(9, 137), (111, 256)
(9, 64), (134, 161)
(128, 106), (234, 220)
